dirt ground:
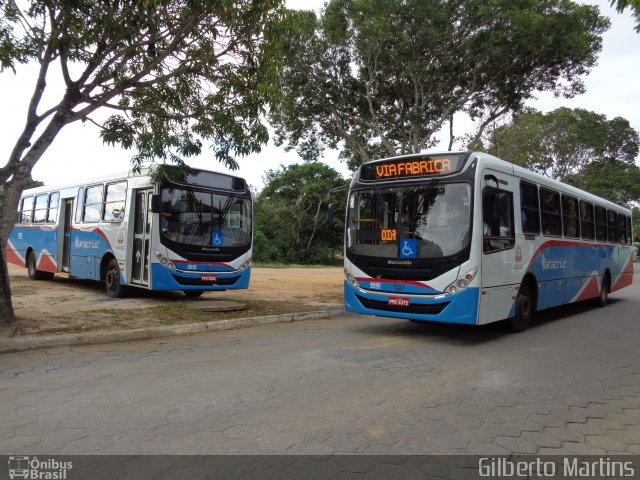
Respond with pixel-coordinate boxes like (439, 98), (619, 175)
(7, 263), (343, 336)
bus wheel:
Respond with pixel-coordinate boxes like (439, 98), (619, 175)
(595, 274), (609, 308)
(184, 290), (204, 298)
(505, 282), (532, 333)
(105, 258), (126, 298)
(27, 251), (53, 280)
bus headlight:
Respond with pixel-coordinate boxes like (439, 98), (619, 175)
(345, 271), (360, 288)
(445, 268), (478, 295)
(239, 258), (252, 271)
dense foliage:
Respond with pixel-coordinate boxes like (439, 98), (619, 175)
(479, 107), (640, 205)
(270, 0), (609, 170)
(253, 163), (348, 264)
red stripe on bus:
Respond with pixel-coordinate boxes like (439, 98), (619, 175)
(5, 244), (24, 267)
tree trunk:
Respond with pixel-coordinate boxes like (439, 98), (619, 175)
(0, 178), (29, 325)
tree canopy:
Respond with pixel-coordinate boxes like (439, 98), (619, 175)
(254, 163), (348, 264)
(0, 0), (285, 324)
(270, 0), (609, 170)
(479, 107), (640, 205)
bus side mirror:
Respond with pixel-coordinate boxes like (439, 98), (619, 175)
(327, 203), (336, 226)
(150, 194), (161, 213)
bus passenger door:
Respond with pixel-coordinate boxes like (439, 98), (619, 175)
(479, 171), (519, 323)
(131, 189), (152, 286)
(62, 199), (73, 272)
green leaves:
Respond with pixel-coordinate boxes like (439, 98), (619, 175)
(3, 0), (285, 178)
(483, 107), (640, 206)
(270, 0), (609, 170)
(254, 163), (349, 264)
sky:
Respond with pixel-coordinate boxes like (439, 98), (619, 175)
(1, 0), (639, 192)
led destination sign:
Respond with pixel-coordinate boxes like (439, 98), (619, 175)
(360, 154), (467, 181)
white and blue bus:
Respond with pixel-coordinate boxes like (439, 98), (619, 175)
(344, 151), (634, 332)
(7, 167), (252, 298)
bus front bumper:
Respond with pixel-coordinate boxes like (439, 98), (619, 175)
(150, 264), (251, 291)
(344, 281), (479, 325)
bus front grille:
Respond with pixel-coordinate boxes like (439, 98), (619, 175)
(171, 274), (240, 286)
(355, 294), (449, 315)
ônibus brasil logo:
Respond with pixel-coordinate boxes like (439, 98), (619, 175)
(8, 456), (72, 480)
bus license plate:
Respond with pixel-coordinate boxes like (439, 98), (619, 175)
(201, 274), (217, 282)
(388, 297), (410, 307)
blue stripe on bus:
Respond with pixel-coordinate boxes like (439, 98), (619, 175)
(344, 281), (479, 325)
(507, 242), (632, 316)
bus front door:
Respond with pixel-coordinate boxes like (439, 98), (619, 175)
(62, 199), (73, 272)
(132, 189), (152, 286)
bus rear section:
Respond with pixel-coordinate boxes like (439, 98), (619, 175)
(343, 152), (482, 326)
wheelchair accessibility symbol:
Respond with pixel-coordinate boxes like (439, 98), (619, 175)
(212, 232), (224, 246)
(400, 239), (417, 258)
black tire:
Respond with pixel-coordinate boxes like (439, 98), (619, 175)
(27, 251), (54, 280)
(105, 258), (127, 298)
(594, 274), (609, 308)
(184, 290), (204, 298)
(504, 282), (532, 333)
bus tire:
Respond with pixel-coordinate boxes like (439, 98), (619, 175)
(27, 251), (54, 281)
(504, 282), (532, 333)
(184, 290), (204, 298)
(105, 258), (127, 298)
(594, 273), (609, 308)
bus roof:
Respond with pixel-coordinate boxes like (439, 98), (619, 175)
(20, 165), (245, 198)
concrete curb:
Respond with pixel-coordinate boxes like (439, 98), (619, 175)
(0, 308), (343, 354)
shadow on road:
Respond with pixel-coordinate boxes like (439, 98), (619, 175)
(352, 297), (621, 346)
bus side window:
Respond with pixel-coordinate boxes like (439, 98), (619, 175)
(595, 205), (607, 242)
(617, 213), (627, 244)
(19, 196), (34, 224)
(627, 216), (632, 245)
(580, 201), (594, 241)
(75, 188), (84, 224)
(83, 184), (103, 223)
(482, 188), (514, 253)
(33, 194), (48, 224)
(540, 188), (561, 237)
(520, 181), (540, 235)
(607, 210), (618, 243)
(561, 195), (579, 239)
(47, 192), (60, 224)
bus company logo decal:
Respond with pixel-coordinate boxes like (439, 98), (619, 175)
(540, 254), (567, 271)
(8, 456), (73, 479)
(393, 281), (404, 291)
(387, 259), (412, 265)
(73, 237), (100, 249)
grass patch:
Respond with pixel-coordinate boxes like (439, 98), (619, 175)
(14, 298), (319, 335)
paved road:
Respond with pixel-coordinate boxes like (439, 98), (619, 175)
(1, 280), (639, 455)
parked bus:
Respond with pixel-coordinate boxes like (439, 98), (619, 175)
(6, 167), (252, 297)
(344, 151), (634, 332)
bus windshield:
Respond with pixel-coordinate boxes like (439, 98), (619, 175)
(160, 187), (251, 248)
(347, 182), (471, 259)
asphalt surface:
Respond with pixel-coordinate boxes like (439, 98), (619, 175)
(1, 279), (639, 455)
